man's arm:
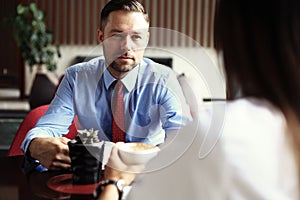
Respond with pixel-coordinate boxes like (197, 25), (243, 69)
(160, 71), (193, 137)
(21, 71), (75, 153)
(21, 71), (75, 172)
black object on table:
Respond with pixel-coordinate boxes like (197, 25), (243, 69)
(0, 155), (96, 200)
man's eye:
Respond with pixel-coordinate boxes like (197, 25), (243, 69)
(132, 35), (142, 40)
(112, 33), (123, 38)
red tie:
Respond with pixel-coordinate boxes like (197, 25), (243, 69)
(111, 80), (126, 142)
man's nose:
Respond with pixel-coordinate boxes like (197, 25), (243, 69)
(121, 36), (134, 51)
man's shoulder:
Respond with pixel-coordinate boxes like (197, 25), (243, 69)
(66, 56), (105, 74)
(141, 57), (173, 76)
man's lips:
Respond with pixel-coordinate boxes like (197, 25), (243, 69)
(118, 56), (134, 60)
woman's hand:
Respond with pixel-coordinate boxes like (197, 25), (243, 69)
(104, 142), (145, 185)
(97, 142), (145, 200)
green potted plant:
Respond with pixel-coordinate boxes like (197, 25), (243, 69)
(6, 2), (61, 71)
(5, 3), (61, 109)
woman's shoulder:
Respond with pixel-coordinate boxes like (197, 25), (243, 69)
(221, 98), (286, 142)
(222, 98), (298, 199)
(226, 98), (284, 126)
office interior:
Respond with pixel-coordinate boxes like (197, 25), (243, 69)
(0, 0), (225, 156)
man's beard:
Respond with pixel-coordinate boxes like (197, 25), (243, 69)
(109, 60), (137, 73)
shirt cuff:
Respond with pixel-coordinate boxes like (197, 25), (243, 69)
(22, 151), (48, 174)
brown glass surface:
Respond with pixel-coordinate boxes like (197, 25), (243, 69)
(0, 155), (95, 200)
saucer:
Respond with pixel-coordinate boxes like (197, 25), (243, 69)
(47, 174), (99, 194)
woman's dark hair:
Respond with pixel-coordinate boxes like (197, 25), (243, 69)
(100, 0), (149, 32)
(214, 0), (300, 117)
(214, 0), (300, 185)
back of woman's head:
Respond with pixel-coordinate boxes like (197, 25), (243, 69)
(214, 0), (300, 119)
(214, 0), (300, 186)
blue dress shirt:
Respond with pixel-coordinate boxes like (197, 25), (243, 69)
(21, 56), (192, 154)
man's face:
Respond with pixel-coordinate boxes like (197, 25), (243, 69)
(98, 11), (149, 78)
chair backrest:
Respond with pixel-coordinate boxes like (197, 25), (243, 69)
(7, 104), (77, 156)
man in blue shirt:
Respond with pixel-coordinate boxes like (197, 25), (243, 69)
(21, 0), (192, 172)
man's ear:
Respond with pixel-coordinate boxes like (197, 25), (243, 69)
(97, 28), (104, 44)
(146, 31), (150, 46)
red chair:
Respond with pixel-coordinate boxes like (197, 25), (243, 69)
(8, 104), (77, 156)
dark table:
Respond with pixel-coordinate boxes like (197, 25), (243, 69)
(0, 156), (96, 200)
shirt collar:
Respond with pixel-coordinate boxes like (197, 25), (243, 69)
(103, 63), (139, 92)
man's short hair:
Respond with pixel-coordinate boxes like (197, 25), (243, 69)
(100, 0), (149, 32)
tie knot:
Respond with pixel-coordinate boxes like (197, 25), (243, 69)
(113, 80), (123, 92)
(112, 80), (122, 87)
(112, 80), (123, 106)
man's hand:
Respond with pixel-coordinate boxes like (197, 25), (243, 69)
(28, 137), (71, 170)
